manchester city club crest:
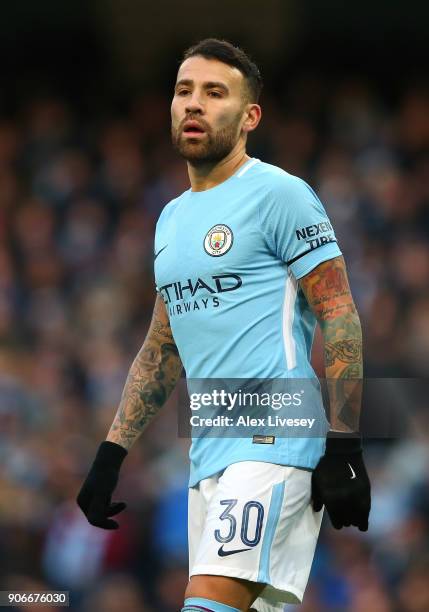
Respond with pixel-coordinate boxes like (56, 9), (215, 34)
(204, 224), (233, 256)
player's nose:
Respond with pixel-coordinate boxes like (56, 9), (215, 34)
(185, 92), (204, 114)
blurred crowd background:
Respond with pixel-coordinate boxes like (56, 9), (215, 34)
(0, 1), (428, 611)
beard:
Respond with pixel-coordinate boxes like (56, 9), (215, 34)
(171, 113), (242, 165)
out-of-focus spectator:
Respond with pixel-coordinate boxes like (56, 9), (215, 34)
(397, 557), (429, 612)
(80, 573), (151, 612)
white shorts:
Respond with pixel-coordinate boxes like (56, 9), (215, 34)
(188, 461), (323, 611)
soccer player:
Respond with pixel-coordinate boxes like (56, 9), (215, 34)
(77, 39), (371, 612)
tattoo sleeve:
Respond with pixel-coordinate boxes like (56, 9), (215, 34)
(299, 256), (362, 432)
(106, 294), (183, 450)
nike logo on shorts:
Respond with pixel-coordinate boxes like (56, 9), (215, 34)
(154, 245), (168, 260)
(217, 545), (252, 557)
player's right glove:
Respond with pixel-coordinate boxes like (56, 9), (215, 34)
(311, 431), (371, 531)
(77, 441), (128, 529)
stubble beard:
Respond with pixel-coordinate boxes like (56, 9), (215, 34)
(171, 114), (242, 165)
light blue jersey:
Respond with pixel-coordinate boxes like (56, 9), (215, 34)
(154, 159), (342, 486)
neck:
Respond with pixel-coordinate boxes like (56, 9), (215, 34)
(187, 144), (250, 192)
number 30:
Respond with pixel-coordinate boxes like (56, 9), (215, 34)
(214, 499), (264, 547)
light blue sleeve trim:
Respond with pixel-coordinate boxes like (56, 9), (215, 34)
(289, 242), (342, 280)
(257, 480), (285, 584)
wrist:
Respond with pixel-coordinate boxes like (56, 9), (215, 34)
(325, 430), (362, 454)
(94, 441), (128, 469)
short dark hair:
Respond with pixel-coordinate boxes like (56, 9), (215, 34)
(182, 38), (263, 103)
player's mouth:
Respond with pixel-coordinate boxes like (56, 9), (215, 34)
(182, 120), (207, 138)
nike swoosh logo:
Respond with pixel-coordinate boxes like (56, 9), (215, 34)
(217, 545), (252, 557)
(154, 245), (168, 260)
(347, 462), (356, 479)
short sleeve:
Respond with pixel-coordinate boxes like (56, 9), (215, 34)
(259, 174), (342, 279)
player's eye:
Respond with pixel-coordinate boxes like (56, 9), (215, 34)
(208, 91), (222, 98)
(176, 89), (190, 96)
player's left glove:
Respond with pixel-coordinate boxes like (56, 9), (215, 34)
(311, 431), (371, 531)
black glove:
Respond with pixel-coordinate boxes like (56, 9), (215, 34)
(311, 431), (371, 531)
(77, 441), (128, 529)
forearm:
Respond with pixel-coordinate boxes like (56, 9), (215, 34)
(107, 339), (181, 449)
(321, 308), (363, 432)
(106, 295), (182, 450)
(299, 256), (363, 432)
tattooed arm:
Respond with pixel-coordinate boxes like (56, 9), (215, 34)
(106, 294), (183, 450)
(299, 256), (362, 432)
